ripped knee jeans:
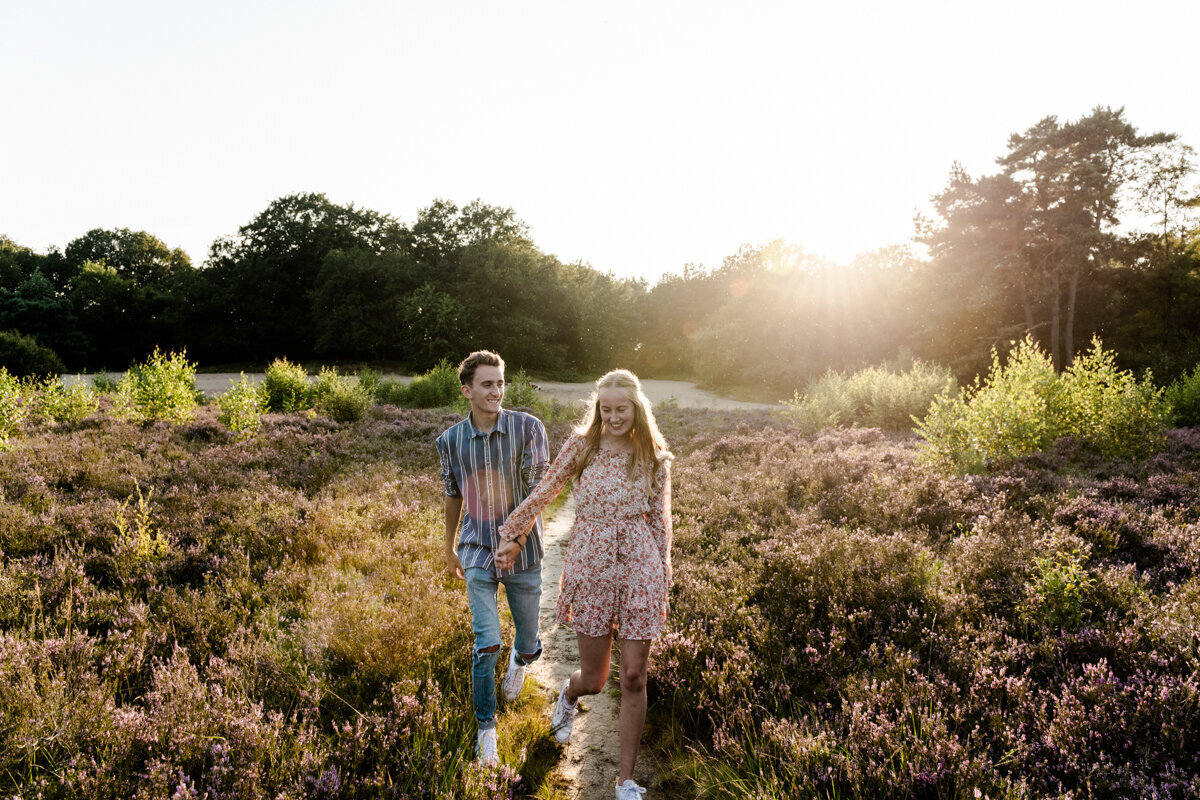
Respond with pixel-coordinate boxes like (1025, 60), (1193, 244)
(464, 564), (543, 730)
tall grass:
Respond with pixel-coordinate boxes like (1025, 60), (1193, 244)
(783, 360), (956, 434)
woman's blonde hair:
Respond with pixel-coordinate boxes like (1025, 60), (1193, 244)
(573, 369), (671, 496)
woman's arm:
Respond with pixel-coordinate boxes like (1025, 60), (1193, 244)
(648, 457), (673, 581)
(499, 434), (583, 544)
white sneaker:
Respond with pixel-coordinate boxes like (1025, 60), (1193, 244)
(550, 678), (578, 744)
(476, 728), (499, 766)
(615, 779), (647, 798)
(501, 647), (526, 701)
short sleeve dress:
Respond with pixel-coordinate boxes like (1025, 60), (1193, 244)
(500, 433), (673, 640)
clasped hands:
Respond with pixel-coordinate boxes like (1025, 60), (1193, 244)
(493, 523), (528, 571)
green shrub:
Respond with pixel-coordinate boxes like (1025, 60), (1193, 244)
(355, 368), (381, 398)
(216, 374), (267, 437)
(1165, 362), (1200, 428)
(1059, 338), (1168, 458)
(261, 358), (313, 413)
(0, 368), (27, 445)
(917, 336), (1167, 471)
(917, 337), (1065, 472)
(399, 359), (461, 409)
(374, 377), (411, 406)
(90, 372), (120, 393)
(1022, 550), (1093, 630)
(114, 481), (170, 564)
(313, 367), (374, 423)
(28, 378), (98, 424)
(783, 360), (956, 434)
(0, 330), (64, 378)
(114, 348), (200, 423)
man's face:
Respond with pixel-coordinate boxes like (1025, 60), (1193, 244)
(462, 365), (505, 417)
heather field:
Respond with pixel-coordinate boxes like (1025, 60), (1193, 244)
(1, 389), (1199, 798)
(655, 416), (1200, 799)
(0, 400), (574, 799)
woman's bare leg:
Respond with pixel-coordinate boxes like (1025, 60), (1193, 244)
(616, 638), (651, 784)
(568, 631), (613, 701)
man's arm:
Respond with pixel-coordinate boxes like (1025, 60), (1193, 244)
(521, 417), (550, 490)
(444, 495), (465, 580)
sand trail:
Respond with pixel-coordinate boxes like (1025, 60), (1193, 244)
(526, 495), (663, 799)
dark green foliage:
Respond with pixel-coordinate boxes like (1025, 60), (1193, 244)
(0, 329), (64, 377)
(64, 227), (192, 289)
(312, 248), (423, 360)
(0, 271), (85, 364)
(192, 193), (410, 363)
(1166, 362), (1200, 427)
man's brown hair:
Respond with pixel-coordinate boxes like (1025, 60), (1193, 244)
(457, 350), (505, 387)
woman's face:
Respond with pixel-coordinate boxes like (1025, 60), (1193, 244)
(598, 387), (635, 438)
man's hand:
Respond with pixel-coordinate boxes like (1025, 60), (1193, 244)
(494, 539), (521, 571)
(445, 549), (465, 581)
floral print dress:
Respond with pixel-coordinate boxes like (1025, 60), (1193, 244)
(500, 433), (673, 640)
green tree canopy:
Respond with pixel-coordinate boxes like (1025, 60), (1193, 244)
(921, 107), (1179, 373)
(193, 192), (411, 362)
(64, 228), (192, 290)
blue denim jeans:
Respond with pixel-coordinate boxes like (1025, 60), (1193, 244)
(464, 563), (543, 731)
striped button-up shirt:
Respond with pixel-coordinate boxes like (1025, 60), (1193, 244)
(435, 409), (549, 576)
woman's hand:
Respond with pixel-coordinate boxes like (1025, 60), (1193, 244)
(494, 539), (521, 571)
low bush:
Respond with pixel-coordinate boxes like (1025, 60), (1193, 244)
(261, 357), (312, 413)
(1165, 362), (1200, 427)
(356, 367), (381, 399)
(783, 360), (956, 433)
(0, 329), (64, 377)
(917, 336), (1169, 471)
(494, 368), (568, 421)
(1058, 338), (1169, 459)
(373, 376), (411, 406)
(114, 348), (200, 424)
(312, 366), (374, 423)
(216, 373), (267, 437)
(90, 372), (120, 393)
(399, 359), (461, 408)
(0, 368), (26, 445)
(27, 378), (99, 424)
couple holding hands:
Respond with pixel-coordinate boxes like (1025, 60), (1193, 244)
(436, 351), (672, 800)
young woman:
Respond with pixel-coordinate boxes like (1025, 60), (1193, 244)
(494, 369), (672, 799)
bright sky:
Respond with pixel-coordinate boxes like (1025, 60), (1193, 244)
(3, 1), (1198, 282)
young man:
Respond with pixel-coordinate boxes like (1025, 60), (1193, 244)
(435, 350), (549, 766)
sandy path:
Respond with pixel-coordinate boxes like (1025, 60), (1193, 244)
(533, 378), (774, 411)
(62, 373), (777, 410)
(531, 495), (663, 799)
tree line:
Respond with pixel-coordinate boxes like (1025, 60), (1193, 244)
(2, 106), (1198, 393)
